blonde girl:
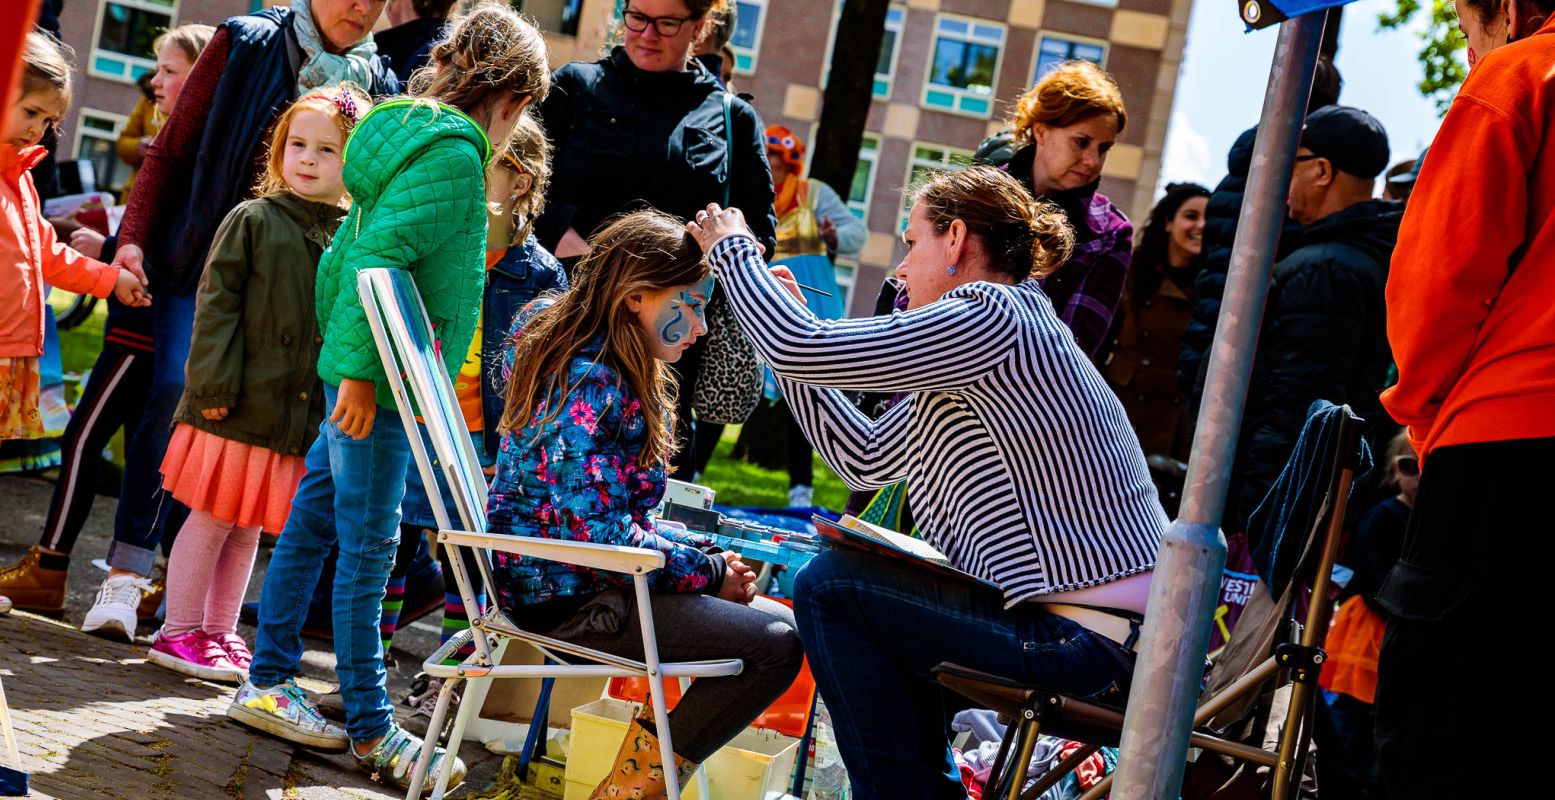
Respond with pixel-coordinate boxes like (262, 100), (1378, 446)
(1, 33), (145, 442)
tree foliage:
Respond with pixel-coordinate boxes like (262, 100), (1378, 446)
(1379, 0), (1467, 115)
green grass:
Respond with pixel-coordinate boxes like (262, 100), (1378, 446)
(697, 425), (855, 512)
(46, 298), (857, 512)
(49, 293), (106, 379)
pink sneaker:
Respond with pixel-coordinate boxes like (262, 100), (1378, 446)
(148, 629), (245, 683)
(209, 632), (252, 671)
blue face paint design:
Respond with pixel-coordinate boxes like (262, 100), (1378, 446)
(654, 278), (715, 349)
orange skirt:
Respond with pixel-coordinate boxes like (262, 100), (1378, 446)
(160, 423), (308, 533)
(0, 356), (44, 440)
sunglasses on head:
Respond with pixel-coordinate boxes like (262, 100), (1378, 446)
(1394, 455), (1419, 478)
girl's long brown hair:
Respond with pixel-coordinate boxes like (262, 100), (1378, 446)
(498, 211), (710, 468)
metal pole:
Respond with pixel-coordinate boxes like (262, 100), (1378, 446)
(1111, 11), (1327, 798)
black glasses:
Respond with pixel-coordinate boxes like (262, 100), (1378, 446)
(623, 8), (693, 36)
(1394, 455), (1420, 478)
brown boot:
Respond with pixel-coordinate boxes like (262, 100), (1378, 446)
(589, 714), (699, 800)
(0, 546), (67, 616)
(136, 560), (166, 620)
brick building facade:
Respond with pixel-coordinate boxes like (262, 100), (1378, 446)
(49, 0), (1193, 317)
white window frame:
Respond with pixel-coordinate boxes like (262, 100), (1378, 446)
(823, 3), (907, 99)
(90, 0), (178, 84)
(830, 256), (859, 313)
(1030, 32), (1109, 84)
(846, 133), (881, 225)
(899, 142), (975, 231)
(729, 0), (768, 76)
(74, 109), (130, 192)
(919, 13), (1006, 119)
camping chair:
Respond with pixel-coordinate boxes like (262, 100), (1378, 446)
(356, 269), (743, 800)
(935, 405), (1367, 800)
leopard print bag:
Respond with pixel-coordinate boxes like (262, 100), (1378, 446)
(693, 292), (763, 424)
(691, 91), (763, 425)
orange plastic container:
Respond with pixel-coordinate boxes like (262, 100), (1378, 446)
(606, 598), (815, 738)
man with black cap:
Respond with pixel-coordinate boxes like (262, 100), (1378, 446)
(1223, 105), (1403, 535)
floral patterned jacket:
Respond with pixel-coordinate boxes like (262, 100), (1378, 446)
(486, 306), (724, 613)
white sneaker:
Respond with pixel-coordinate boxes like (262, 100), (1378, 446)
(788, 484), (814, 508)
(0, 594), (12, 615)
(81, 575), (148, 642)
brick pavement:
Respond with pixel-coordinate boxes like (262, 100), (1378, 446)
(0, 475), (505, 799)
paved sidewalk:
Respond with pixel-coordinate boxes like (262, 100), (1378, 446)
(0, 474), (504, 799)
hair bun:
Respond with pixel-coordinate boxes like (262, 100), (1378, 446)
(1027, 200), (1076, 276)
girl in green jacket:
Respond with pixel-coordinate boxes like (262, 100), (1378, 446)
(151, 84), (368, 687)
(228, 6), (550, 794)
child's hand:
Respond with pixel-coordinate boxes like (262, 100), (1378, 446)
(687, 204), (763, 256)
(201, 407), (230, 421)
(71, 227), (106, 259)
(113, 269), (152, 307)
(330, 378), (377, 440)
(717, 552), (758, 604)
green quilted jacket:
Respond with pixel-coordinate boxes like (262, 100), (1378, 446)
(314, 99), (492, 408)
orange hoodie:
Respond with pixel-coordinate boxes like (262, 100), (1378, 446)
(1381, 16), (1555, 459)
(1, 143), (119, 358)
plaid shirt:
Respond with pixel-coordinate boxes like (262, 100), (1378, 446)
(1004, 147), (1134, 360)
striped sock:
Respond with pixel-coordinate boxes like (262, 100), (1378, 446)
(439, 591), (486, 666)
(380, 576), (407, 650)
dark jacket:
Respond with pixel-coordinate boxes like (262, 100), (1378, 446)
(480, 234), (569, 455)
(174, 193), (339, 456)
(1178, 125), (1303, 408)
(533, 48), (777, 256)
(1105, 262), (1197, 460)
(1227, 199), (1404, 533)
(375, 17), (446, 85)
(157, 7), (397, 295)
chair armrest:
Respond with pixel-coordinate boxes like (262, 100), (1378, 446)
(437, 529), (668, 575)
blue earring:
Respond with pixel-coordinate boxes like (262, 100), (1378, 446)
(947, 263), (957, 275)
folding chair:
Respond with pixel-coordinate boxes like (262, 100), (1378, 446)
(357, 269), (743, 800)
(935, 405), (1367, 800)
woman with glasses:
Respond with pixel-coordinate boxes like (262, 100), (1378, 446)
(532, 0), (777, 475)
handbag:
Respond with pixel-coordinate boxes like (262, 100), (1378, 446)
(691, 92), (763, 425)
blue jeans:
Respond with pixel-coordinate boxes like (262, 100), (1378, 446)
(249, 383), (410, 743)
(793, 550), (1137, 800)
(110, 288), (197, 574)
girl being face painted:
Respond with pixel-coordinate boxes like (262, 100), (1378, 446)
(631, 276), (714, 362)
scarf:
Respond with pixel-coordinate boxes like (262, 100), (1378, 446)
(773, 173), (803, 219)
(291, 0), (378, 95)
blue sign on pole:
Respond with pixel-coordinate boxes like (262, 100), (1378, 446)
(1237, 0), (1357, 30)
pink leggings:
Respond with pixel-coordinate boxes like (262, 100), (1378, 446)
(162, 510), (261, 637)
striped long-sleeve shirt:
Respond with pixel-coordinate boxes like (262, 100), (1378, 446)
(710, 235), (1166, 607)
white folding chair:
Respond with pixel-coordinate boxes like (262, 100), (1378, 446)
(357, 269), (742, 800)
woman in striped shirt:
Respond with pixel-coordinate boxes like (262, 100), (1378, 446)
(688, 167), (1167, 799)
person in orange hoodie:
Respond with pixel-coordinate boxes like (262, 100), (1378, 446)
(1375, 0), (1555, 796)
(2, 32), (148, 441)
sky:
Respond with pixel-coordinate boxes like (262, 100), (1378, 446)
(1157, 0), (1456, 195)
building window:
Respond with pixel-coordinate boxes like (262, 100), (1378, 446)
(847, 134), (880, 224)
(92, 0), (176, 84)
(515, 0), (582, 37)
(1032, 34), (1107, 82)
(831, 256), (858, 312)
(729, 0), (768, 75)
(900, 143), (974, 230)
(922, 15), (1005, 118)
(75, 110), (130, 193)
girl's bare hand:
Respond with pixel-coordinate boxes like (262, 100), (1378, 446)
(329, 378), (377, 440)
(201, 407), (230, 421)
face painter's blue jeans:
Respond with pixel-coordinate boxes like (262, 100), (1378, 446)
(249, 383), (410, 744)
(793, 549), (1137, 800)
